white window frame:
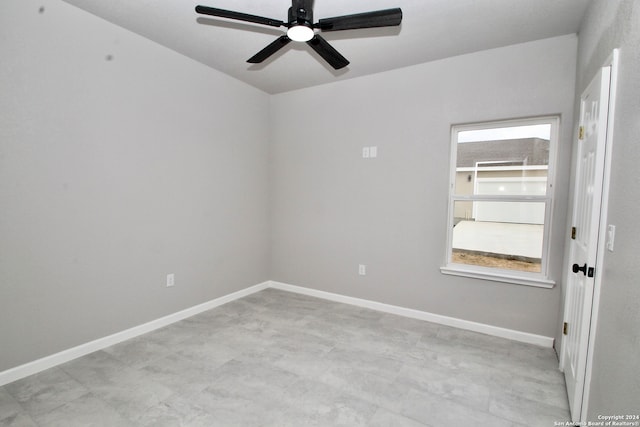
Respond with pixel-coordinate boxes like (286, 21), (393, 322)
(440, 116), (559, 288)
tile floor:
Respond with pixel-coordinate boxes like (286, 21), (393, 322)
(0, 288), (570, 426)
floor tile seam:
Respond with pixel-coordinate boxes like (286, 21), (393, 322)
(26, 412), (41, 427)
(493, 395), (571, 416)
(360, 403), (385, 425)
(149, 375), (212, 404)
(347, 363), (405, 385)
(194, 385), (296, 416)
(287, 375), (385, 417)
(57, 364), (88, 392)
(1, 386), (29, 416)
(112, 382), (180, 424)
(8, 376), (94, 419)
(493, 364), (566, 387)
(140, 330), (198, 350)
(288, 343), (338, 361)
(26, 389), (94, 423)
(343, 370), (412, 413)
(485, 396), (569, 426)
(56, 358), (169, 411)
(434, 325), (531, 348)
(413, 339), (547, 378)
(218, 356), (302, 387)
(165, 380), (214, 404)
(374, 407), (435, 427)
(487, 388), (571, 414)
(102, 348), (175, 371)
(323, 348), (405, 370)
(411, 343), (506, 372)
(506, 343), (558, 355)
(3, 411), (41, 427)
(431, 335), (516, 357)
(424, 350), (528, 380)
(284, 381), (383, 424)
(145, 333), (194, 349)
(0, 400), (31, 425)
(320, 345), (406, 380)
(400, 374), (495, 414)
(377, 356), (407, 384)
(0, 412), (15, 424)
(436, 328), (519, 345)
(283, 327), (341, 347)
(490, 410), (534, 427)
(168, 340), (242, 370)
(395, 359), (496, 389)
(406, 385), (521, 423)
(139, 348), (225, 377)
(487, 368), (567, 391)
(57, 355), (137, 388)
(182, 315), (239, 327)
(122, 389), (187, 425)
(416, 333), (485, 351)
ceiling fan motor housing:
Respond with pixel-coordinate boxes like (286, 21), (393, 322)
(288, 0), (313, 28)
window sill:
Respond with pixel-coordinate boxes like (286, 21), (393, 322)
(440, 265), (555, 288)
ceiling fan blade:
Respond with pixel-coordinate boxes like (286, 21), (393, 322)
(247, 35), (292, 63)
(307, 35), (349, 70)
(195, 5), (285, 28)
(318, 8), (402, 31)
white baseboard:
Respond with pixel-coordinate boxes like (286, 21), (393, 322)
(0, 281), (270, 387)
(1, 279), (553, 386)
(268, 281), (554, 348)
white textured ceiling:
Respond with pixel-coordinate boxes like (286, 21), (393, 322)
(61, 0), (591, 94)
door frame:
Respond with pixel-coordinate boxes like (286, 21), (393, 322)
(559, 49), (619, 422)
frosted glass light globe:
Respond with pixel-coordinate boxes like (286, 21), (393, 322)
(287, 25), (314, 42)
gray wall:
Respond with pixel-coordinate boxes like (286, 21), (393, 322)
(0, 0), (270, 371)
(270, 35), (578, 339)
(570, 0), (640, 418)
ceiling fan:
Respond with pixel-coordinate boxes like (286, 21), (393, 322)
(195, 0), (403, 70)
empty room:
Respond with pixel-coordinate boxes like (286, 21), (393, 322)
(1, 0), (638, 425)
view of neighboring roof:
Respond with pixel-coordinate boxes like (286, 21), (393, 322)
(456, 138), (550, 168)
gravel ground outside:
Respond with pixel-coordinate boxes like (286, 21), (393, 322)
(452, 250), (541, 273)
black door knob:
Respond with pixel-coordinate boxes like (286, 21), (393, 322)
(572, 263), (587, 275)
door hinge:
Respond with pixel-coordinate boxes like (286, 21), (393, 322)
(579, 126), (585, 140)
(563, 322), (568, 335)
(571, 227), (577, 240)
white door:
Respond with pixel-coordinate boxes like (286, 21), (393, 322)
(561, 65), (611, 421)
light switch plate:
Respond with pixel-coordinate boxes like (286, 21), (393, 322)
(358, 264), (366, 275)
(606, 225), (616, 252)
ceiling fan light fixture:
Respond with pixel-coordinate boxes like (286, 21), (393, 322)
(287, 25), (314, 42)
(195, 3), (402, 69)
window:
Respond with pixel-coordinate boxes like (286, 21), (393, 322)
(441, 117), (558, 287)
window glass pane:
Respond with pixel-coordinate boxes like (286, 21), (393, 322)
(451, 201), (544, 273)
(454, 125), (550, 195)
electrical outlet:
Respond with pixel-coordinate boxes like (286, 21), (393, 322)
(358, 264), (366, 276)
(166, 273), (175, 287)
(362, 146), (378, 159)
